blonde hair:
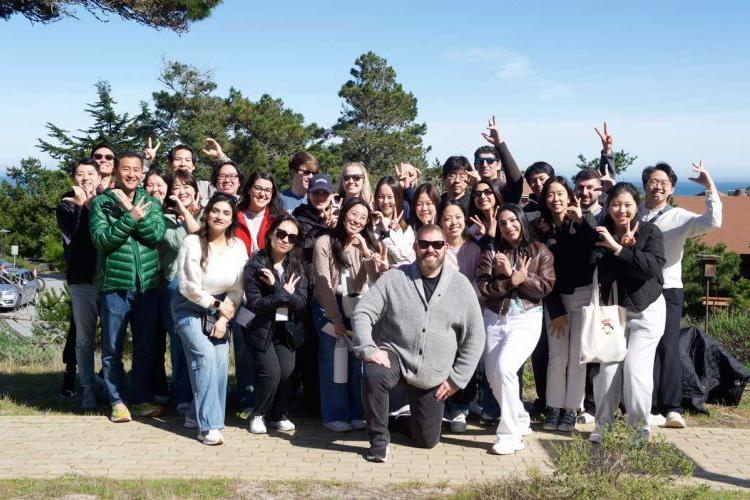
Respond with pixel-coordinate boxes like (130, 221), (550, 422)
(337, 161), (373, 204)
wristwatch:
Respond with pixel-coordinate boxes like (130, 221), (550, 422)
(212, 299), (222, 309)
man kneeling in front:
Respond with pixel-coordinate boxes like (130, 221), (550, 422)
(352, 224), (485, 462)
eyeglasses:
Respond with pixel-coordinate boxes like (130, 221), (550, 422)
(217, 174), (239, 181)
(477, 157), (497, 165)
(343, 174), (363, 182)
(417, 239), (446, 250)
(93, 153), (114, 161)
(646, 179), (672, 188)
(275, 228), (298, 245)
(445, 172), (466, 182)
(473, 188), (494, 199)
(252, 185), (273, 195)
(296, 169), (315, 177)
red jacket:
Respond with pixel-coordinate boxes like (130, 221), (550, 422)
(236, 209), (274, 255)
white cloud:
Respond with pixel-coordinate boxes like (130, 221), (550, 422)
(444, 47), (570, 101)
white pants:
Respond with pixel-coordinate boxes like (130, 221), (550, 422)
(594, 294), (666, 432)
(545, 284), (592, 410)
(484, 307), (543, 443)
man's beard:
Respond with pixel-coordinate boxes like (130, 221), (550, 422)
(418, 253), (445, 274)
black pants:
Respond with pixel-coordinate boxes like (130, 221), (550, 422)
(292, 304), (320, 415)
(152, 291), (170, 399)
(652, 288), (684, 415)
(363, 350), (443, 449)
(583, 363), (599, 414)
(252, 329), (296, 421)
(530, 322), (548, 409)
(62, 312), (77, 371)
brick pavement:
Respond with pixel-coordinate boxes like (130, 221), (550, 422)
(0, 416), (748, 489)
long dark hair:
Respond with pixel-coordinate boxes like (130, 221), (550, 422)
(374, 176), (407, 231)
(331, 198), (379, 268)
(495, 203), (537, 256)
(603, 182), (641, 232)
(535, 176), (577, 237)
(467, 181), (503, 223)
(199, 192), (238, 271)
(238, 171), (283, 217)
(261, 214), (305, 281)
(410, 182), (441, 231)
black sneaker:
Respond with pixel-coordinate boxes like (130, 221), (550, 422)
(557, 409), (577, 432)
(543, 407), (562, 431)
(60, 372), (77, 399)
(366, 444), (390, 463)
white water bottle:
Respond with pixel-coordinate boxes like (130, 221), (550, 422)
(333, 337), (348, 384)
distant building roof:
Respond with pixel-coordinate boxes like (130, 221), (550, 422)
(673, 194), (750, 255)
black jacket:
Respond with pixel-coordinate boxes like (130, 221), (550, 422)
(243, 252), (308, 352)
(56, 192), (97, 284)
(491, 142), (524, 205)
(534, 215), (599, 319)
(292, 202), (331, 264)
(594, 219), (665, 313)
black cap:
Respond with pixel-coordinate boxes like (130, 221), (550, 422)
(308, 174), (334, 194)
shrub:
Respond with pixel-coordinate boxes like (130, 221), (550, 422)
(697, 310), (750, 365)
(32, 287), (71, 343)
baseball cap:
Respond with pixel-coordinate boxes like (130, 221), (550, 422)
(308, 174), (334, 194)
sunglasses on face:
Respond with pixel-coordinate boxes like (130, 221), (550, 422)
(343, 175), (363, 182)
(417, 239), (446, 250)
(477, 157), (497, 165)
(296, 169), (315, 177)
(93, 153), (114, 161)
(473, 188), (494, 199)
(275, 228), (298, 245)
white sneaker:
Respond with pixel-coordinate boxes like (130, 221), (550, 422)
(577, 412), (595, 425)
(491, 439), (525, 455)
(197, 430), (224, 445)
(521, 426), (533, 437)
(250, 416), (267, 434)
(388, 404), (411, 417)
(665, 411), (687, 429)
(184, 416), (198, 429)
(267, 419), (296, 431)
(450, 413), (468, 433)
(350, 419), (367, 430)
(589, 431), (602, 444)
(324, 420), (352, 432)
(648, 413), (667, 426)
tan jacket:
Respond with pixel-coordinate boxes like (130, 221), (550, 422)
(312, 234), (379, 328)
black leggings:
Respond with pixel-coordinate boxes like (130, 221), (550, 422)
(252, 331), (296, 421)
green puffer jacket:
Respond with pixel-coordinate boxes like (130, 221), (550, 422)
(90, 187), (166, 293)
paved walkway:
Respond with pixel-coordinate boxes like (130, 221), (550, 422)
(0, 416), (748, 489)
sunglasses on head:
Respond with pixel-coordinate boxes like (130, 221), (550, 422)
(417, 239), (446, 250)
(343, 174), (363, 182)
(473, 188), (495, 199)
(477, 157), (497, 165)
(275, 228), (298, 245)
(93, 153), (114, 161)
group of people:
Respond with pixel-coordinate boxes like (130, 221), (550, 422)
(56, 118), (722, 461)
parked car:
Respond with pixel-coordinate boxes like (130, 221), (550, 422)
(0, 268), (41, 310)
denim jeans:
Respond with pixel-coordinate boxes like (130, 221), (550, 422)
(164, 279), (192, 406)
(99, 288), (159, 406)
(312, 299), (363, 423)
(173, 292), (230, 432)
(232, 320), (256, 410)
(70, 283), (99, 388)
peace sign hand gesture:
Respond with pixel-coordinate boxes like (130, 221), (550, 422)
(469, 215), (486, 238)
(283, 272), (301, 294)
(594, 122), (614, 154)
(481, 115), (504, 146)
(144, 137), (161, 162)
(511, 256), (530, 286)
(395, 163), (421, 189)
(129, 198), (151, 222)
(373, 244), (390, 273)
(389, 211), (404, 231)
(620, 221), (638, 248)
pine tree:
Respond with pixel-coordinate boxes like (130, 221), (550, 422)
(333, 52), (429, 179)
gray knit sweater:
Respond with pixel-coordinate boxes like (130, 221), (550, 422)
(352, 263), (485, 390)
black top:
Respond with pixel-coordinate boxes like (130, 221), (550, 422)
(440, 191), (471, 215)
(422, 272), (441, 302)
(490, 142), (524, 204)
(292, 202), (331, 264)
(56, 192), (97, 285)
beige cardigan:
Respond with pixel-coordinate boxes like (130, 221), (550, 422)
(312, 234), (379, 328)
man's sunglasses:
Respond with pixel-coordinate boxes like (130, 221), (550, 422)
(275, 228), (299, 245)
(476, 157), (497, 165)
(296, 169), (315, 176)
(417, 239), (446, 250)
(93, 153), (115, 161)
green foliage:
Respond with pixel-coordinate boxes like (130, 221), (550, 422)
(38, 81), (154, 172)
(0, 158), (69, 259)
(0, 323), (57, 365)
(33, 287), (71, 342)
(576, 150), (638, 176)
(682, 239), (750, 318)
(333, 51), (430, 179)
(0, 0), (222, 33)
(42, 235), (66, 272)
(688, 310), (750, 364)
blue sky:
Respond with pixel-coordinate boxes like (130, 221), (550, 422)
(2, 1), (748, 180)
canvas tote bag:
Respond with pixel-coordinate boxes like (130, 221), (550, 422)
(580, 267), (627, 363)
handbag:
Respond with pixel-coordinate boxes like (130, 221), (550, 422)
(580, 267), (627, 363)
